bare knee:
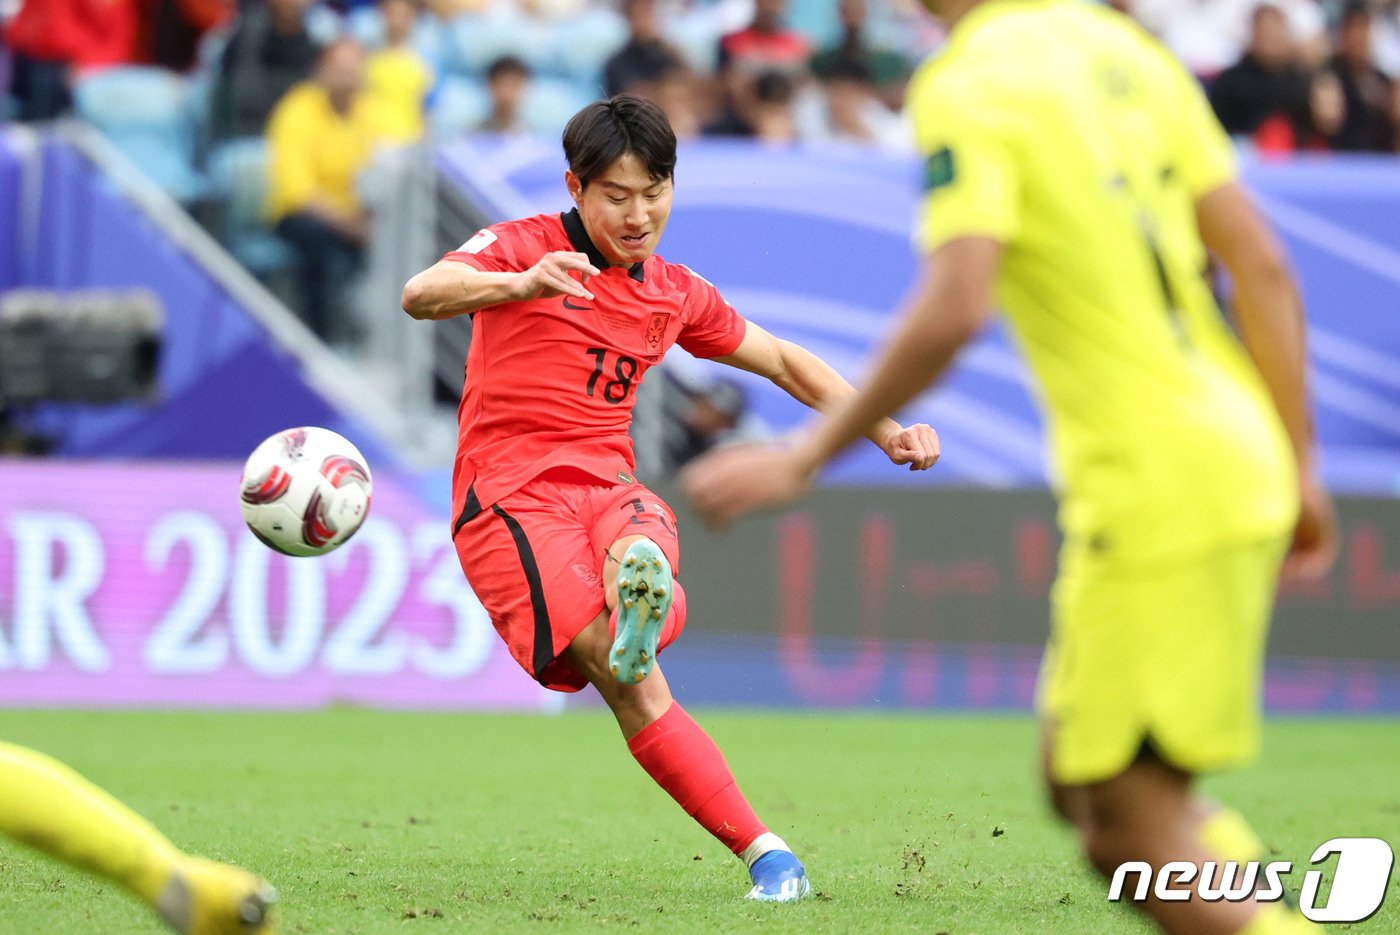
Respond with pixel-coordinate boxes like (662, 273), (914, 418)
(563, 611), (672, 738)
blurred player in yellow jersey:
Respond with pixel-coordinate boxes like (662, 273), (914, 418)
(0, 742), (276, 933)
(684, 1), (1338, 933)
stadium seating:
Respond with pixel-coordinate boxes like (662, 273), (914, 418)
(72, 67), (209, 204)
(205, 137), (295, 277)
(427, 76), (491, 138)
(549, 9), (629, 84)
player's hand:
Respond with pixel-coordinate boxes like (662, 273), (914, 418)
(881, 423), (940, 471)
(681, 442), (816, 530)
(1283, 475), (1338, 581)
(514, 251), (600, 302)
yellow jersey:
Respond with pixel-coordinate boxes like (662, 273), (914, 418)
(908, 0), (1298, 565)
(366, 47), (432, 144)
(265, 83), (394, 222)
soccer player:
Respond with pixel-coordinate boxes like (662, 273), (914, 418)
(0, 741), (276, 933)
(683, 2), (1337, 933)
(401, 95), (939, 901)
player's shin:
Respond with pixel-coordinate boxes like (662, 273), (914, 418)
(626, 702), (770, 855)
(0, 741), (180, 903)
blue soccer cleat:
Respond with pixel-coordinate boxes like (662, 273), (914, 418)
(610, 540), (674, 684)
(745, 849), (812, 902)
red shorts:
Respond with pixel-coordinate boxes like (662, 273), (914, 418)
(453, 468), (685, 692)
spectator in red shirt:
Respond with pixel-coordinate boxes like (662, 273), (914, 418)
(5, 0), (139, 120)
(717, 0), (810, 79)
(134, 0), (232, 72)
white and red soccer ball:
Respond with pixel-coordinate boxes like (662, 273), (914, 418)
(239, 427), (372, 557)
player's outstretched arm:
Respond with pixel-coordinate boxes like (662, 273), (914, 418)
(1196, 181), (1338, 578)
(712, 321), (939, 470)
(684, 238), (998, 528)
(401, 251), (600, 321)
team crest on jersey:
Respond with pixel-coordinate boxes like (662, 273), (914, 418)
(645, 313), (670, 352)
(924, 146), (956, 191)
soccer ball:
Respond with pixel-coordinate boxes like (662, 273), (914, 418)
(238, 426), (373, 557)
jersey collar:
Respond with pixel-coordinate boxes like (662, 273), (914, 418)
(561, 208), (646, 282)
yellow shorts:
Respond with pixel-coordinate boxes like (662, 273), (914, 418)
(1038, 535), (1289, 786)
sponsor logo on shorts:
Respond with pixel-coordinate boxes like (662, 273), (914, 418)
(1108, 838), (1394, 923)
(570, 562), (603, 590)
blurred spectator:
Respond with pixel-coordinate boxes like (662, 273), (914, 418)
(4, 0), (139, 120)
(717, 0), (811, 78)
(748, 69), (799, 145)
(211, 0), (322, 141)
(135, 0), (232, 71)
(621, 56), (702, 140)
(652, 64), (702, 140)
(1131, 0), (1326, 77)
(364, 0), (431, 142)
(603, 0), (684, 98)
(649, 367), (750, 477)
(1392, 75), (1400, 149)
(1255, 68), (1348, 153)
(1209, 4), (1310, 138)
(476, 55), (531, 134)
(1326, 1), (1396, 150)
(1373, 0), (1400, 77)
(809, 0), (914, 110)
(266, 39), (393, 339)
(797, 57), (909, 150)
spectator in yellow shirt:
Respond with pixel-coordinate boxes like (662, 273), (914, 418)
(366, 0), (433, 143)
(266, 38), (391, 340)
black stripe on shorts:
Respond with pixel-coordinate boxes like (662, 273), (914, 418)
(452, 484), (483, 537)
(491, 504), (554, 680)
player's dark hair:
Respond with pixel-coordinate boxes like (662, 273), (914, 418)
(562, 95), (677, 190)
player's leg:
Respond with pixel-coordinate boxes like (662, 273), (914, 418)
(1041, 536), (1313, 934)
(0, 741), (275, 934)
(561, 612), (808, 902)
(581, 485), (808, 901)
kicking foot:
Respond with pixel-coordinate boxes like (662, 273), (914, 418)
(609, 540), (674, 685)
(745, 850), (811, 903)
(156, 856), (278, 934)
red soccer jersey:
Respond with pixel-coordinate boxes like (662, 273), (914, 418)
(443, 209), (747, 528)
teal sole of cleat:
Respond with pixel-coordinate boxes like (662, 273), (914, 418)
(609, 541), (674, 685)
(744, 877), (812, 903)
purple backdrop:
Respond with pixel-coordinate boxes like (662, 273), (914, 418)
(0, 458), (555, 710)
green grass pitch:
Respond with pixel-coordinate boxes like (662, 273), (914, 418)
(0, 710), (1395, 934)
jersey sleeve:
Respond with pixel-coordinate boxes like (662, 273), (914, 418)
(1163, 53), (1239, 200)
(676, 268), (747, 359)
(442, 219), (545, 274)
(909, 68), (1021, 254)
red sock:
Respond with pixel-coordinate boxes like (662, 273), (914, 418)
(627, 703), (767, 855)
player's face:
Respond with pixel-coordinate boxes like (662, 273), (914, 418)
(569, 153), (673, 266)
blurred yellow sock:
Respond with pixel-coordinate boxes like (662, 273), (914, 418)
(1200, 807), (1266, 863)
(0, 741), (179, 904)
(1238, 903), (1320, 934)
(1201, 807), (1319, 934)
